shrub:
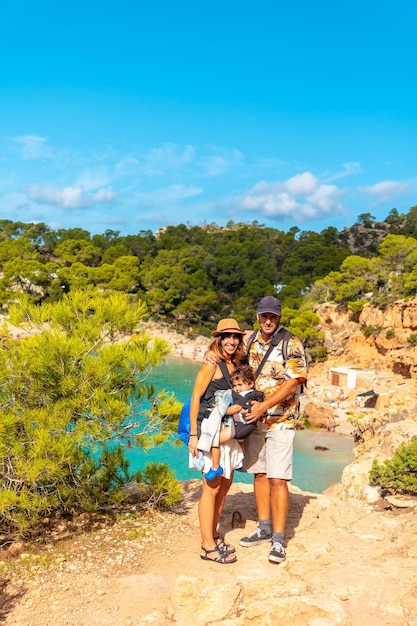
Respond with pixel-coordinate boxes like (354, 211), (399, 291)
(407, 333), (417, 346)
(308, 345), (328, 363)
(347, 411), (366, 428)
(347, 300), (367, 314)
(362, 325), (382, 338)
(369, 437), (417, 495)
(0, 289), (180, 535)
(134, 462), (182, 508)
(385, 329), (395, 339)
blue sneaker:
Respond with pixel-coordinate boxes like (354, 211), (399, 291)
(204, 466), (224, 481)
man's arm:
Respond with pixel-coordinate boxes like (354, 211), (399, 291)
(244, 378), (301, 423)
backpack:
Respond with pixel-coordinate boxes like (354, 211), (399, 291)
(177, 398), (192, 445)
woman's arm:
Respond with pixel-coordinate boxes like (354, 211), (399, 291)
(188, 363), (217, 454)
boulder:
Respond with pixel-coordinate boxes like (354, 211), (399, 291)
(338, 413), (417, 500)
(303, 401), (333, 429)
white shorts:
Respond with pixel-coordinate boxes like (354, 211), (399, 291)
(242, 423), (295, 480)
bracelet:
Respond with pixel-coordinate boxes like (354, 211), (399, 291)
(189, 434), (197, 437)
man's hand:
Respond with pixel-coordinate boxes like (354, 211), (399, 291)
(245, 378), (300, 423)
(243, 400), (266, 423)
(203, 349), (219, 365)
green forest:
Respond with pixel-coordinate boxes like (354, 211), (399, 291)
(1, 205), (417, 348)
(1, 207), (416, 533)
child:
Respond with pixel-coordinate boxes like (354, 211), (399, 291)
(223, 365), (265, 441)
(198, 365), (264, 480)
(326, 414), (338, 432)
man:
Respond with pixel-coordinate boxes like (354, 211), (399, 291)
(240, 295), (307, 564)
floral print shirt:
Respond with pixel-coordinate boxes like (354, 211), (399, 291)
(248, 327), (307, 430)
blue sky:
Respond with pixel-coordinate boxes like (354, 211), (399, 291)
(1, 0), (416, 236)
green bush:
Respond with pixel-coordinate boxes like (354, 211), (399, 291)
(407, 333), (417, 346)
(385, 329), (395, 339)
(369, 437), (417, 495)
(362, 325), (382, 338)
(0, 289), (181, 535)
(308, 345), (328, 363)
(134, 462), (182, 508)
(347, 300), (367, 314)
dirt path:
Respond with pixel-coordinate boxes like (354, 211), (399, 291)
(1, 479), (416, 626)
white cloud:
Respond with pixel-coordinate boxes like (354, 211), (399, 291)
(285, 172), (317, 195)
(28, 185), (117, 209)
(359, 180), (410, 202)
(90, 189), (117, 203)
(200, 155), (233, 177)
(12, 135), (52, 159)
(115, 157), (140, 172)
(199, 146), (243, 177)
(326, 162), (362, 182)
(241, 172), (346, 221)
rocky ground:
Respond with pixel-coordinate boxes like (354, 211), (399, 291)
(2, 312), (417, 625)
(2, 479), (417, 626)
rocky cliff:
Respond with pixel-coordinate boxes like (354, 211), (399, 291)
(311, 296), (417, 502)
(316, 296), (417, 377)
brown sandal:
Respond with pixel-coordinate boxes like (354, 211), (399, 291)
(200, 545), (237, 564)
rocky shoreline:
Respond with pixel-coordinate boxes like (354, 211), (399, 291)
(3, 478), (417, 626)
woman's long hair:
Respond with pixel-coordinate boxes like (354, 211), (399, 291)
(207, 334), (246, 366)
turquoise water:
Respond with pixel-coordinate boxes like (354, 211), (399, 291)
(125, 357), (354, 494)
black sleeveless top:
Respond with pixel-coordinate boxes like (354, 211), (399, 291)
(197, 361), (232, 422)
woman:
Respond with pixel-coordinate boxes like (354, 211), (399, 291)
(189, 318), (246, 564)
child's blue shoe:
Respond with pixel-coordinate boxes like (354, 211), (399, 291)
(204, 466), (224, 481)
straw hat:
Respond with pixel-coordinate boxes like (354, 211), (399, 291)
(212, 318), (244, 337)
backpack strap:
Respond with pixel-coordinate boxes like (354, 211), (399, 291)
(218, 361), (233, 388)
(245, 331), (257, 356)
(271, 328), (294, 360)
(248, 327), (294, 380)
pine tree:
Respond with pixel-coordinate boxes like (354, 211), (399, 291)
(0, 288), (181, 534)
